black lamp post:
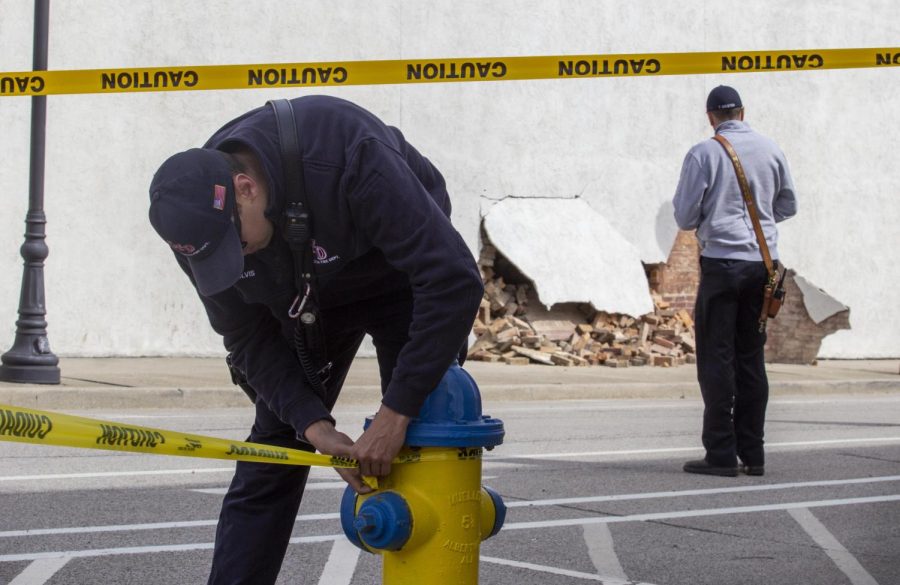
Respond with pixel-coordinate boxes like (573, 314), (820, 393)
(0, 0), (60, 384)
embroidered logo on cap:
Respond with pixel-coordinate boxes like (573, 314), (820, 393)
(167, 240), (210, 257)
(213, 184), (226, 210)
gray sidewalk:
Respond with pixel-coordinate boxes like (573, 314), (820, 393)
(1, 357), (898, 411)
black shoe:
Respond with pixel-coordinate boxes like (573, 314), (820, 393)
(740, 464), (765, 476)
(683, 459), (738, 477)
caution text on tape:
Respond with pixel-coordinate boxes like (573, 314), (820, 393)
(0, 403), (463, 469)
(1, 48), (897, 97)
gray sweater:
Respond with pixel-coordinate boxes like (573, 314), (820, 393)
(673, 120), (797, 261)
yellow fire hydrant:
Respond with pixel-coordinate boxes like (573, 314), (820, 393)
(340, 363), (505, 584)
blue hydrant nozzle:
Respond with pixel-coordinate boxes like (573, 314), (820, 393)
(343, 491), (412, 552)
(354, 510), (378, 532)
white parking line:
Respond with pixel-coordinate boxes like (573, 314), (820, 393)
(482, 556), (656, 584)
(492, 436), (900, 460)
(500, 446), (698, 459)
(504, 494), (900, 530)
(0, 520), (218, 539)
(0, 513), (339, 538)
(190, 475), (500, 496)
(506, 475), (900, 508)
(317, 537), (360, 585)
(0, 534), (341, 563)
(789, 508), (880, 585)
(0, 467), (233, 482)
(487, 396), (900, 413)
(4, 494), (897, 563)
(7, 557), (70, 585)
(4, 475), (897, 539)
(2, 437), (894, 485)
(583, 524), (629, 581)
(191, 481), (346, 495)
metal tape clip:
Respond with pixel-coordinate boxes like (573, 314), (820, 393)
(288, 283), (311, 319)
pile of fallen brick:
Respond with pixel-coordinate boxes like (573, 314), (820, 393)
(467, 245), (697, 367)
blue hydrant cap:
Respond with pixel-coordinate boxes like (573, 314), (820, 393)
(366, 363), (504, 448)
(340, 486), (366, 550)
(341, 491), (412, 551)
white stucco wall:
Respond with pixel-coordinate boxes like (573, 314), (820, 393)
(1, 1), (898, 358)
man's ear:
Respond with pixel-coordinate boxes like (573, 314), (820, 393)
(233, 173), (256, 202)
(707, 112), (716, 128)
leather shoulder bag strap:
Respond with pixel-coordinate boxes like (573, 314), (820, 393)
(713, 134), (780, 333)
(712, 134), (776, 279)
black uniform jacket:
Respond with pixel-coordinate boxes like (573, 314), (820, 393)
(174, 96), (483, 435)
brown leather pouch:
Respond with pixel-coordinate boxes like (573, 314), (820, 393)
(766, 270), (787, 319)
(767, 289), (784, 318)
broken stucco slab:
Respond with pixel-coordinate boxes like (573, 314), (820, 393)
(794, 274), (850, 325)
(482, 198), (654, 317)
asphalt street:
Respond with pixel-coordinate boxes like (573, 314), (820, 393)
(1, 392), (899, 584)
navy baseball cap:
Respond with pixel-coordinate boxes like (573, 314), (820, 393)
(706, 85), (743, 112)
(148, 148), (244, 296)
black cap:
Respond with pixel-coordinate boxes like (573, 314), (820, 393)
(706, 85), (743, 112)
(148, 148), (244, 296)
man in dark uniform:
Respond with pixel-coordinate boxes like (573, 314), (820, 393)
(148, 95), (483, 585)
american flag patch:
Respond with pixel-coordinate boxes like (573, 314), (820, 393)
(213, 184), (226, 210)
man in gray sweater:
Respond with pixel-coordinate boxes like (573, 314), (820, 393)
(673, 85), (797, 477)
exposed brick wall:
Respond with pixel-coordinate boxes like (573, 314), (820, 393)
(647, 230), (700, 314)
(763, 270), (851, 364)
(644, 232), (850, 364)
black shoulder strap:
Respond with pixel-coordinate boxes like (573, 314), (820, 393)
(268, 99), (306, 212)
(267, 99), (315, 292)
(268, 99), (331, 392)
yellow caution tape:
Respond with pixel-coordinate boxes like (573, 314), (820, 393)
(0, 403), (453, 471)
(1, 47), (897, 97)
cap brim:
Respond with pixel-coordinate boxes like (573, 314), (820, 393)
(186, 224), (245, 296)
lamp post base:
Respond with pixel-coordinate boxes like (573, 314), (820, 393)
(0, 363), (60, 384)
(0, 365), (60, 384)
(0, 343), (60, 384)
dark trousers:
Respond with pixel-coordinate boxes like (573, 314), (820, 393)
(694, 257), (769, 468)
(208, 290), (417, 585)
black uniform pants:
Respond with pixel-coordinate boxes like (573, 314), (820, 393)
(693, 257), (769, 468)
(207, 290), (418, 585)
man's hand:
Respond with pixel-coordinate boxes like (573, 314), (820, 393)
(304, 420), (373, 495)
(350, 404), (411, 478)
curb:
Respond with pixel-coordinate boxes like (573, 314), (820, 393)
(1, 380), (896, 411)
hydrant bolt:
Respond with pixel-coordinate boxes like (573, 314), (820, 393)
(354, 511), (377, 532)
